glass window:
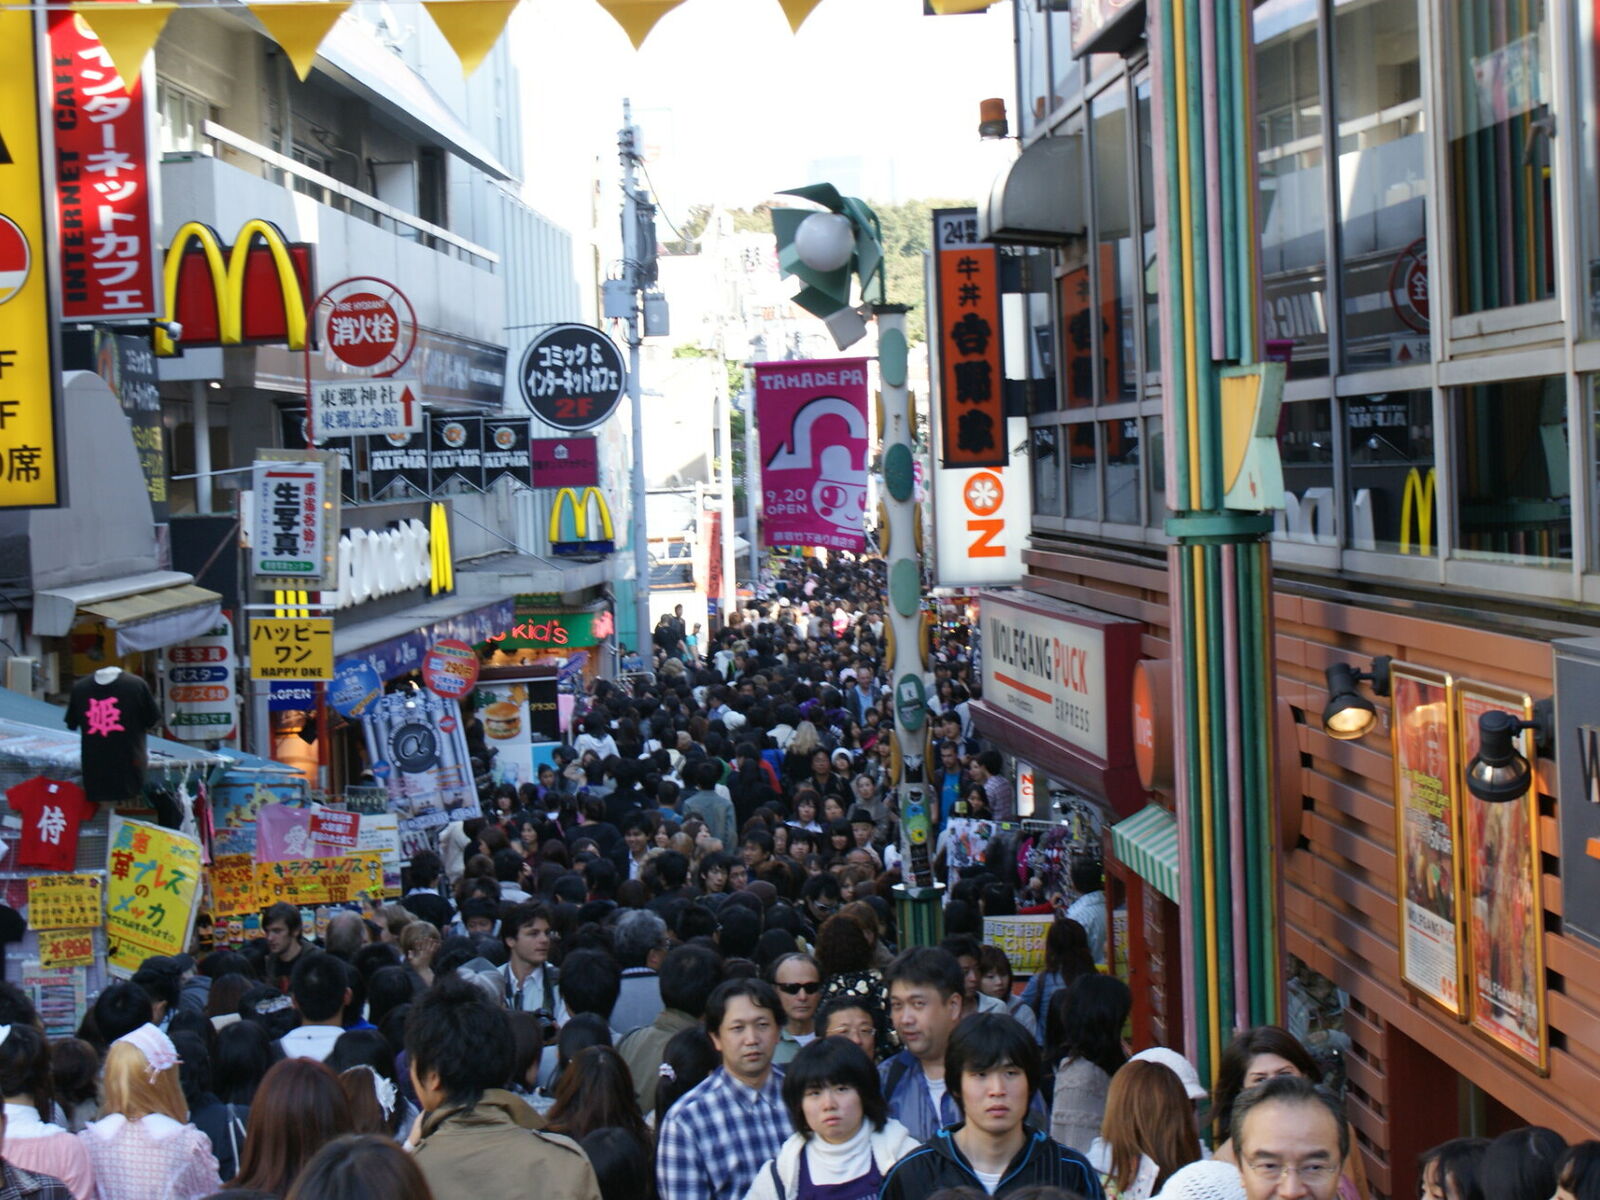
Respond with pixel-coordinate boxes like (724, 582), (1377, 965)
(1146, 416), (1166, 523)
(1276, 400), (1337, 544)
(156, 80), (210, 156)
(1103, 419), (1140, 524)
(1050, 3), (1081, 112)
(1059, 266), (1095, 408)
(1333, 0), (1428, 370)
(1455, 376), (1570, 563)
(1066, 423), (1100, 519)
(1017, 0), (1051, 138)
(1256, 0), (1329, 378)
(1033, 426), (1063, 516)
(1093, 84), (1137, 404)
(1137, 78), (1160, 376)
(1445, 0), (1554, 314)
(1345, 391), (1436, 555)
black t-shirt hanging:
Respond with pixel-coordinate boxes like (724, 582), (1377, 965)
(64, 672), (163, 804)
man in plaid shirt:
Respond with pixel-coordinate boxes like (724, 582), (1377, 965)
(656, 978), (792, 1200)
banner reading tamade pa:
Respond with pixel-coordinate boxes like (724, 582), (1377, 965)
(754, 358), (870, 553)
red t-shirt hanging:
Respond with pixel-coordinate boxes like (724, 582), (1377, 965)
(7, 777), (94, 870)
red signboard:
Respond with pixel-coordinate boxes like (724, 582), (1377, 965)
(169, 231), (313, 348)
(530, 437), (599, 488)
(49, 12), (160, 320)
(933, 209), (1006, 469)
(422, 638), (481, 700)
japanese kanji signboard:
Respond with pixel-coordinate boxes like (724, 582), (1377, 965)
(207, 853), (258, 917)
(105, 818), (202, 976)
(250, 618), (333, 681)
(933, 208), (1005, 469)
(162, 614), (237, 741)
(0, 9), (63, 508)
(48, 12), (159, 321)
(27, 873), (102, 930)
(517, 323), (626, 432)
(39, 931), (94, 970)
(254, 852), (385, 907)
(310, 379), (422, 440)
(252, 459), (327, 580)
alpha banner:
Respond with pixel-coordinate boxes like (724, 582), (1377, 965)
(754, 358), (870, 553)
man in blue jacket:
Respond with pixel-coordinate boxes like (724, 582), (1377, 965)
(879, 1013), (1105, 1199)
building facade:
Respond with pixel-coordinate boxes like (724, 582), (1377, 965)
(968, 0), (1600, 1192)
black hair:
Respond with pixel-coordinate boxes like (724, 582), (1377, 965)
(326, 1029), (397, 1082)
(263, 901), (303, 933)
(884, 946), (964, 1000)
(215, 1019), (282, 1105)
(409, 850), (443, 888)
(781, 1036), (887, 1136)
(1421, 1137), (1489, 1200)
(717, 906), (762, 959)
(944, 1013), (1041, 1116)
(1047, 972), (1132, 1077)
(939, 934), (982, 964)
(1229, 1075), (1349, 1162)
(0, 1022), (52, 1118)
(580, 1127), (654, 1200)
(1212, 1026), (1322, 1141)
(351, 944), (400, 981)
(91, 981), (154, 1047)
(941, 899), (981, 937)
(404, 973), (515, 1108)
(500, 901), (553, 947)
(130, 963), (181, 1013)
(1069, 856), (1103, 895)
(655, 1025), (719, 1123)
(704, 978), (783, 1034)
(553, 875), (588, 906)
(560, 949), (621, 1020)
(1557, 1142), (1600, 1200)
(742, 830), (774, 856)
(654, 851), (690, 890)
(801, 874), (842, 905)
(1481, 1126), (1568, 1200)
(290, 953), (351, 1023)
(365, 966), (418, 1029)
(555, 1013), (613, 1078)
(658, 944), (723, 1018)
(169, 1030), (212, 1112)
(0, 984), (38, 1027)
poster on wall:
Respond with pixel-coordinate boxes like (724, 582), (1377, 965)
(471, 682), (533, 790)
(359, 692), (480, 855)
(105, 819), (203, 977)
(1457, 680), (1548, 1072)
(1391, 662), (1466, 1018)
(753, 358), (870, 553)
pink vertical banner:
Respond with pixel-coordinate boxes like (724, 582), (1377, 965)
(754, 358), (870, 552)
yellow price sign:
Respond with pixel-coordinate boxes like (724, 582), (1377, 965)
(249, 618), (333, 680)
(0, 8), (61, 509)
(39, 930), (94, 970)
(27, 874), (103, 930)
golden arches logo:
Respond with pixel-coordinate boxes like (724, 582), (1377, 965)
(1400, 467), (1436, 556)
(156, 219), (308, 356)
(549, 487), (614, 548)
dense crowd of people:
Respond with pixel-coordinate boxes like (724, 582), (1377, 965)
(7, 555), (1593, 1200)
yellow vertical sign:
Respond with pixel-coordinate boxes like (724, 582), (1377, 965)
(0, 12), (60, 508)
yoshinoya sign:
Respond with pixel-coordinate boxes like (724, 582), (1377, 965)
(517, 324), (626, 432)
(977, 590), (1142, 766)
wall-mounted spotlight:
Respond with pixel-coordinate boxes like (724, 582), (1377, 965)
(1321, 656), (1391, 741)
(1464, 699), (1553, 803)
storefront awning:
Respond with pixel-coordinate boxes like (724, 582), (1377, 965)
(34, 571), (222, 651)
(334, 593), (515, 682)
(1111, 803), (1181, 904)
(454, 553), (613, 602)
(980, 135), (1087, 247)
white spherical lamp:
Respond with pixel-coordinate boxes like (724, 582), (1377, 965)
(793, 212), (856, 273)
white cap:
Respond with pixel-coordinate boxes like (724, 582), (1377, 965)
(1131, 1046), (1208, 1099)
(1153, 1162), (1247, 1200)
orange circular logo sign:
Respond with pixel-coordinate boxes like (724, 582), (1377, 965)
(964, 471), (1003, 515)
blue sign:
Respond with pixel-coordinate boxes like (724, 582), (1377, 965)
(346, 598), (515, 685)
(329, 657), (384, 718)
(171, 666), (230, 684)
(269, 682), (317, 711)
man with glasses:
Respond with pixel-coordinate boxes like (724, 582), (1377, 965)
(799, 874), (842, 935)
(768, 952), (821, 1065)
(1232, 1075), (1345, 1200)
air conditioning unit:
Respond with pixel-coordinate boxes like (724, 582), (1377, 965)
(4, 656), (38, 697)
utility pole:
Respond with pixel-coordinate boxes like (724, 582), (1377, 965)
(717, 381), (736, 625)
(617, 100), (650, 661)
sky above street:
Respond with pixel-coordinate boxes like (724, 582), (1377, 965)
(510, 0), (1016, 234)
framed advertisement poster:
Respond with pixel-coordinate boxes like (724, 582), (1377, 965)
(1456, 680), (1549, 1073)
(1391, 662), (1466, 1017)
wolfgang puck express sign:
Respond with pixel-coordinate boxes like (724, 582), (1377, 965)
(978, 591), (1140, 765)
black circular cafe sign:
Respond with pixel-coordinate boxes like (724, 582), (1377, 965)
(517, 323), (627, 432)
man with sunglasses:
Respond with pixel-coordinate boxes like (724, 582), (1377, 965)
(768, 952), (822, 1066)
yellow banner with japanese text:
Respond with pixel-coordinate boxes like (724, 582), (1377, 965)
(254, 851), (385, 907)
(249, 618), (333, 680)
(105, 819), (203, 975)
(27, 874), (102, 930)
(981, 915), (1055, 977)
(208, 854), (259, 918)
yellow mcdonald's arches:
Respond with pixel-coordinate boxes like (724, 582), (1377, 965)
(156, 219), (308, 356)
(549, 487), (615, 544)
(1400, 467), (1436, 556)
(429, 502), (454, 595)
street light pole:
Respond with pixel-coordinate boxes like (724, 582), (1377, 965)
(618, 101), (650, 662)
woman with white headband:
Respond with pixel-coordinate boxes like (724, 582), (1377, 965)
(76, 1024), (220, 1200)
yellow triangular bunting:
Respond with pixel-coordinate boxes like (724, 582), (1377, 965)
(250, 2), (353, 82)
(926, 0), (993, 12)
(423, 0), (520, 76)
(777, 0), (825, 33)
(71, 3), (176, 93)
(595, 0), (686, 49)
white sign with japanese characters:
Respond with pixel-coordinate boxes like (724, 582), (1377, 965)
(252, 460), (326, 580)
(310, 378), (422, 440)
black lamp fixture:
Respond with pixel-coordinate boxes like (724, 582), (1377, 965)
(1321, 656), (1392, 741)
(1464, 700), (1554, 803)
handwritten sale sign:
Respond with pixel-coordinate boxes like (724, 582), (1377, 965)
(39, 931), (94, 970)
(27, 874), (102, 930)
(981, 915), (1055, 976)
(208, 854), (259, 918)
(254, 852), (384, 907)
(106, 819), (202, 976)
